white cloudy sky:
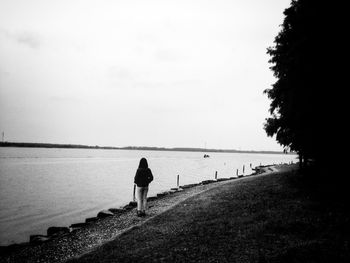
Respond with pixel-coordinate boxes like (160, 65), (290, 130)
(0, 0), (290, 151)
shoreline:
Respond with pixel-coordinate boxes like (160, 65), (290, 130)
(0, 164), (287, 262)
(68, 163), (350, 262)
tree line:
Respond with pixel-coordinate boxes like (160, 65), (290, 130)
(264, 0), (341, 173)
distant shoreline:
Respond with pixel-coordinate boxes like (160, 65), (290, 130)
(0, 141), (294, 155)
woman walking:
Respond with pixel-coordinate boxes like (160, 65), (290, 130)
(134, 158), (153, 217)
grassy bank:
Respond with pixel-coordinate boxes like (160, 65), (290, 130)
(70, 166), (350, 262)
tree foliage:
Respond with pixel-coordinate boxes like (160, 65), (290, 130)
(264, 0), (334, 166)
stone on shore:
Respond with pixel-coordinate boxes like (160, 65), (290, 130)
(147, 196), (158, 201)
(30, 235), (50, 244)
(108, 208), (126, 214)
(123, 204), (135, 210)
(97, 210), (114, 218)
(157, 192), (169, 197)
(70, 223), (88, 229)
(128, 201), (137, 207)
(216, 178), (230, 182)
(201, 180), (216, 185)
(85, 217), (98, 223)
(47, 227), (70, 237)
(180, 184), (198, 189)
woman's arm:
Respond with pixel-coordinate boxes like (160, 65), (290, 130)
(148, 169), (154, 183)
(133, 184), (136, 201)
(134, 170), (139, 185)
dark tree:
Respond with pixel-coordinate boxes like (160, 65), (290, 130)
(264, 0), (339, 169)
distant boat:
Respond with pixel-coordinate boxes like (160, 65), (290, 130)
(203, 142), (209, 158)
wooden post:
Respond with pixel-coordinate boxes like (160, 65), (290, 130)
(243, 165), (245, 174)
(236, 169), (238, 176)
(177, 174), (179, 188)
(215, 171), (218, 180)
(133, 184), (136, 202)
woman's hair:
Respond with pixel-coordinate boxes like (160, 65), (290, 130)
(138, 158), (148, 169)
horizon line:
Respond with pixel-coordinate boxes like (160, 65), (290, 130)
(0, 141), (294, 154)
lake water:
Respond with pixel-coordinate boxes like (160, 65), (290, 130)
(0, 147), (297, 246)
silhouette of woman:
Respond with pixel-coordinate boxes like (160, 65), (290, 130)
(134, 158), (153, 217)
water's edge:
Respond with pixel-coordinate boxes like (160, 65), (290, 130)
(0, 164), (276, 256)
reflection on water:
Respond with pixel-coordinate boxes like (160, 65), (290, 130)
(0, 147), (296, 245)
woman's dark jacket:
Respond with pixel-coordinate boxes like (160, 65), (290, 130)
(134, 168), (153, 187)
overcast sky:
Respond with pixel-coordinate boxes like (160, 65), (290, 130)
(0, 0), (290, 151)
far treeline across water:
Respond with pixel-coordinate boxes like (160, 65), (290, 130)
(0, 142), (293, 155)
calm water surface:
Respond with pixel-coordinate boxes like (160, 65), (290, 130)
(0, 147), (296, 245)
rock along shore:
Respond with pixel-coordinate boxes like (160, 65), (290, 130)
(0, 165), (282, 263)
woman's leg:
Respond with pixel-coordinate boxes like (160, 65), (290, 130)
(136, 186), (143, 212)
(141, 187), (149, 212)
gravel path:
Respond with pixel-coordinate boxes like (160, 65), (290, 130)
(0, 166), (281, 263)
